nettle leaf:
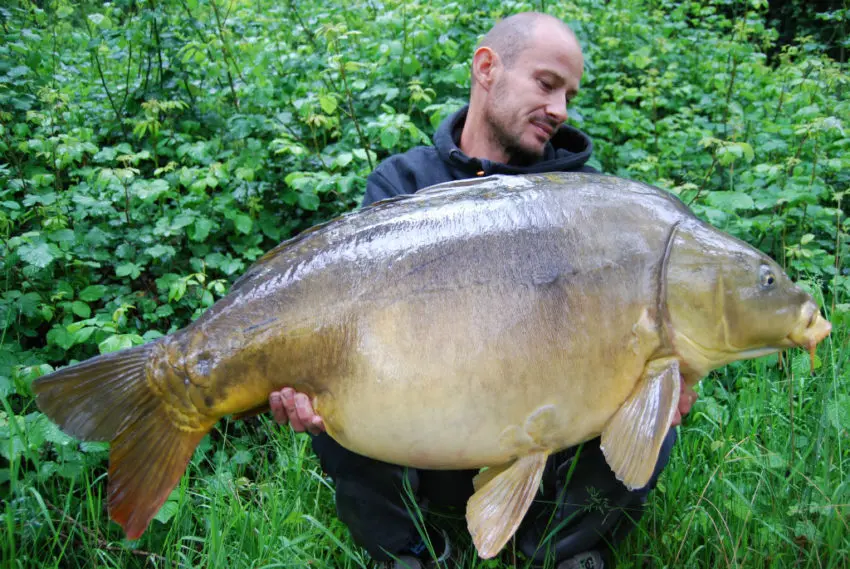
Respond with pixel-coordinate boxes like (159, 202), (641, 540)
(18, 241), (59, 268)
(826, 395), (850, 432)
(16, 292), (42, 318)
(30, 414), (76, 447)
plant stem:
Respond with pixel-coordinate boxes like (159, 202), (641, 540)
(722, 53), (738, 137)
(80, 4), (128, 137)
(688, 155), (718, 206)
(209, 0), (241, 109)
(147, 0), (165, 89)
(337, 51), (373, 171)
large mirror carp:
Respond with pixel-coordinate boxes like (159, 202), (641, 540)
(33, 172), (831, 558)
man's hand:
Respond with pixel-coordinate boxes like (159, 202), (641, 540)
(671, 380), (698, 427)
(269, 388), (326, 435)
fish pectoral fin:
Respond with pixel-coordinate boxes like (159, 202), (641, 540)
(466, 451), (548, 559)
(601, 357), (680, 490)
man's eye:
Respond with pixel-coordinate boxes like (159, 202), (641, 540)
(538, 79), (552, 91)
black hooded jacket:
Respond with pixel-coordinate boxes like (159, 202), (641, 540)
(361, 105), (598, 207)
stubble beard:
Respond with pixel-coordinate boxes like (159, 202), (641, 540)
(484, 86), (546, 166)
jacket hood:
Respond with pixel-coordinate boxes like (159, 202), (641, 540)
(432, 105), (594, 176)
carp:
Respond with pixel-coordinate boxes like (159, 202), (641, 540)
(33, 172), (831, 558)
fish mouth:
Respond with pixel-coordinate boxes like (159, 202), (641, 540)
(785, 302), (832, 351)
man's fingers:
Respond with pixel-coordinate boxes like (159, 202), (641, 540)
(672, 381), (698, 427)
(269, 391), (289, 425)
(282, 388), (306, 432)
(294, 393), (316, 433)
(309, 416), (326, 436)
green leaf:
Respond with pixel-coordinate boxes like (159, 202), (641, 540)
(145, 244), (176, 259)
(71, 301), (91, 318)
(79, 285), (108, 302)
(191, 218), (214, 242)
(705, 192), (755, 212)
(380, 127), (400, 149)
(98, 334), (144, 354)
(80, 441), (110, 454)
(334, 152), (353, 169)
(319, 94), (337, 114)
(297, 192), (320, 211)
(826, 395), (850, 432)
(233, 214), (252, 234)
(19, 241), (57, 268)
(46, 326), (75, 350)
(116, 262), (141, 279)
(232, 449), (252, 465)
(153, 500), (180, 524)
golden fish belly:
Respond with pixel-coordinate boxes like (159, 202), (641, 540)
(315, 285), (660, 469)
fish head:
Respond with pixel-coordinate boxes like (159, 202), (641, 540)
(664, 220), (831, 377)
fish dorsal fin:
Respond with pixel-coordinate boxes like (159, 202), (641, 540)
(466, 451), (548, 559)
(601, 357), (680, 490)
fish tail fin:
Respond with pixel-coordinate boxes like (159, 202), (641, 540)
(32, 341), (212, 539)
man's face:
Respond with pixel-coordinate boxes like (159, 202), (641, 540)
(483, 25), (584, 163)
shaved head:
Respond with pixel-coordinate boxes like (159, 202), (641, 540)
(477, 12), (578, 69)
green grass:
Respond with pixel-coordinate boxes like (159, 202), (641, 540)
(4, 316), (848, 569)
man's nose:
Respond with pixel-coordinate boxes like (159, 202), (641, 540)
(546, 94), (568, 124)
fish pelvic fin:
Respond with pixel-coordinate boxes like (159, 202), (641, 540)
(600, 357), (680, 490)
(466, 451), (549, 559)
(32, 340), (214, 539)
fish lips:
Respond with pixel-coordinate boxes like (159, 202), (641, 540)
(786, 304), (832, 350)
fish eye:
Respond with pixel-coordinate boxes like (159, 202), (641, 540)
(759, 265), (776, 289)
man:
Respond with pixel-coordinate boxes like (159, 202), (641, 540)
(269, 12), (698, 569)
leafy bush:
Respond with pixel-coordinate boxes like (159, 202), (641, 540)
(1, 0), (847, 567)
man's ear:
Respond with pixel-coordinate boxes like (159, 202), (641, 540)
(471, 46), (500, 91)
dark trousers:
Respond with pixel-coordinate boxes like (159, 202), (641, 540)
(312, 430), (677, 564)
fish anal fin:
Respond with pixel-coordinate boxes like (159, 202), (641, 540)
(108, 418), (210, 539)
(601, 357), (680, 490)
(466, 451), (548, 559)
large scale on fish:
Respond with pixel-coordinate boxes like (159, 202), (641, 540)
(33, 172), (831, 558)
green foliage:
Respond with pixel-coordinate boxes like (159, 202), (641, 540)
(1, 0), (847, 567)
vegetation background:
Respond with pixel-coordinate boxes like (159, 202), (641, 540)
(1, 0), (848, 567)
